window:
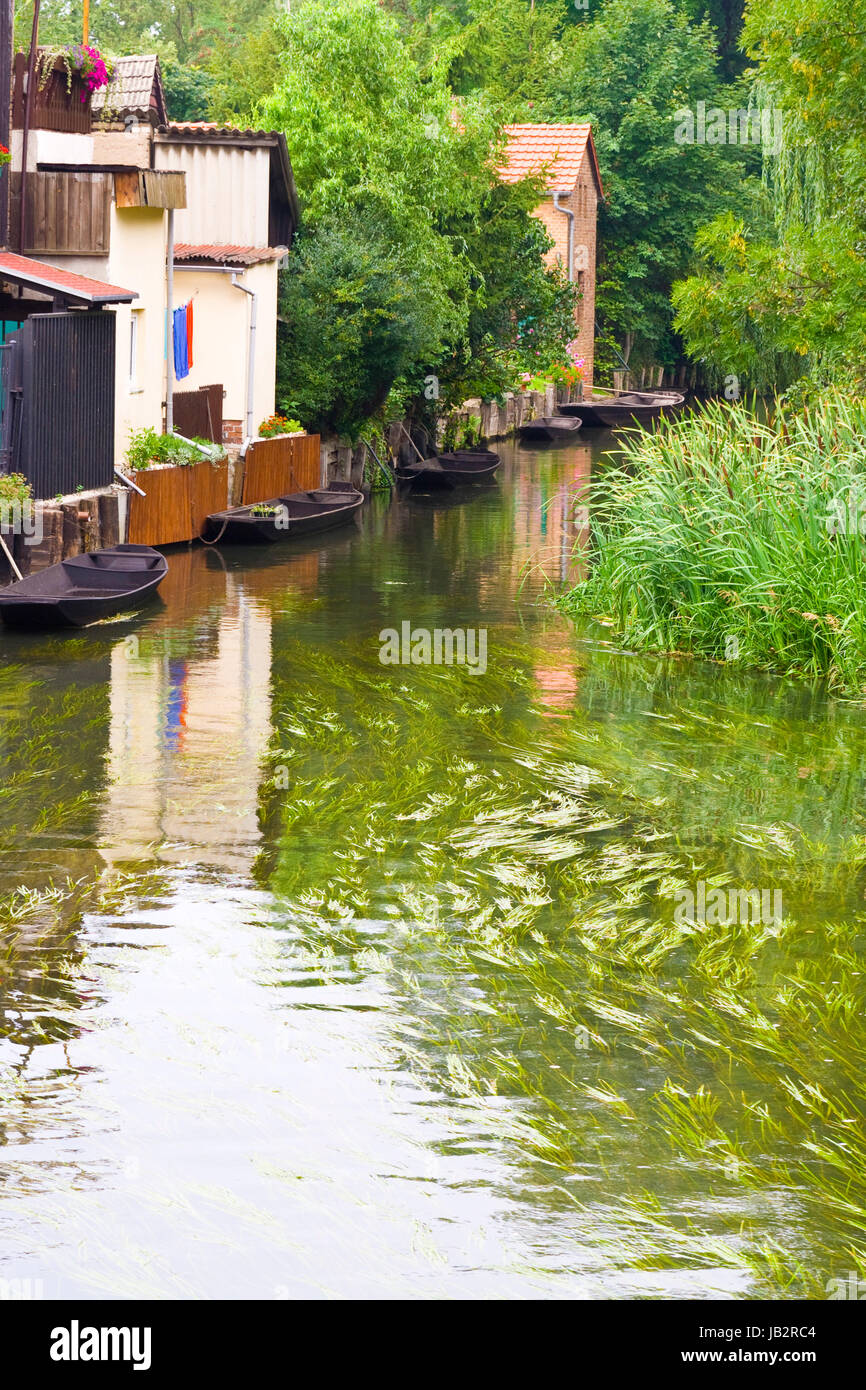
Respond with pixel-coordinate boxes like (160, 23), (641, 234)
(129, 310), (143, 392)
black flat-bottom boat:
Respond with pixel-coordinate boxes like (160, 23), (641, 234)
(0, 544), (167, 630)
(560, 391), (684, 428)
(203, 482), (364, 544)
(519, 416), (584, 442)
(397, 449), (501, 489)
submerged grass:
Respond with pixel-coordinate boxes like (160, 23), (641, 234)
(557, 394), (866, 693)
(256, 630), (866, 1297)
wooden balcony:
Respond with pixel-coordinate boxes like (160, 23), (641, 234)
(12, 53), (92, 135)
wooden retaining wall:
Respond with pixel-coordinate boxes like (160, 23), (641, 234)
(242, 434), (320, 504)
(127, 460), (229, 546)
(124, 435), (320, 546)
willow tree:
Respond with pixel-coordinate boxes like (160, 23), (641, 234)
(672, 0), (866, 392)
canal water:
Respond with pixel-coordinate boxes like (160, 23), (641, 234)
(0, 435), (863, 1299)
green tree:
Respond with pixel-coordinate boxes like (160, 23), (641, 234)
(672, 0), (866, 391)
(264, 0), (576, 431)
(541, 0), (751, 371)
(16, 0), (275, 66)
(162, 60), (215, 120)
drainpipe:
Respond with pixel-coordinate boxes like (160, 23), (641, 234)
(165, 207), (174, 432)
(552, 189), (574, 281)
(231, 273), (257, 446)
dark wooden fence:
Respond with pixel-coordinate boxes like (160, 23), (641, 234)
(8, 171), (111, 255)
(174, 384), (224, 445)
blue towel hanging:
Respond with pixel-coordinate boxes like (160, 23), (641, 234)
(173, 305), (189, 380)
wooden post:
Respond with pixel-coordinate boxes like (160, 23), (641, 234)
(19, 0), (41, 255)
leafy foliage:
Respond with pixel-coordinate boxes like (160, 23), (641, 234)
(264, 0), (576, 433)
(672, 0), (866, 391)
(125, 428), (225, 470)
(276, 210), (462, 438)
(560, 395), (866, 691)
(541, 0), (753, 372)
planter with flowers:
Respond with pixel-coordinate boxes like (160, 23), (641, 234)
(257, 413), (304, 440)
(124, 427), (229, 546)
(242, 416), (318, 503)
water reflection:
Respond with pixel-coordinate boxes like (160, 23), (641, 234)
(0, 436), (863, 1299)
(100, 569), (273, 873)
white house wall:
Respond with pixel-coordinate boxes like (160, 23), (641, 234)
(173, 260), (278, 436)
(109, 207), (168, 466)
(32, 205), (168, 467)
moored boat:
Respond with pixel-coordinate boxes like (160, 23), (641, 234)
(202, 483), (364, 544)
(397, 450), (501, 489)
(560, 391), (684, 428)
(0, 544), (167, 630)
(519, 416), (584, 442)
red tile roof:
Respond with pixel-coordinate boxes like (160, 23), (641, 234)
(174, 244), (287, 267)
(0, 252), (137, 305)
(499, 124), (603, 198)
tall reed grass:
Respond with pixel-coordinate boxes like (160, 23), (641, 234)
(559, 395), (866, 693)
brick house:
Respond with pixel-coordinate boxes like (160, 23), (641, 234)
(499, 124), (603, 390)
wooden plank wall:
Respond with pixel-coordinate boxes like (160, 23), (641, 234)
(242, 434), (320, 504)
(127, 461), (229, 546)
(9, 171), (111, 254)
(126, 436), (319, 546)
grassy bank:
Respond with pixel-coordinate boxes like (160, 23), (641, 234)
(558, 396), (866, 693)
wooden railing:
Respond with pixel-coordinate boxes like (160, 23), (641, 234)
(8, 171), (111, 255)
(12, 53), (92, 134)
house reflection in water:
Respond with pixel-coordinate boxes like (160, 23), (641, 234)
(512, 444), (592, 718)
(99, 568), (274, 875)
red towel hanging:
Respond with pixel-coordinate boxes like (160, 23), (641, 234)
(186, 300), (194, 370)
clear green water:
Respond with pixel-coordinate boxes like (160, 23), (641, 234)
(0, 436), (864, 1299)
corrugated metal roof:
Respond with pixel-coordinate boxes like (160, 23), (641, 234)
(0, 251), (137, 305)
(91, 54), (167, 124)
(174, 243), (287, 266)
(499, 124), (603, 197)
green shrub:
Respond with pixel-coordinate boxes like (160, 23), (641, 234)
(0, 473), (32, 504)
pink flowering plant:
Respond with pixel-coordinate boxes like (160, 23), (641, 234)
(36, 45), (114, 103)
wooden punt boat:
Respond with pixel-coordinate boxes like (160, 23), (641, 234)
(397, 450), (501, 489)
(519, 415), (584, 442)
(202, 483), (364, 544)
(560, 391), (684, 428)
(0, 544), (167, 630)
